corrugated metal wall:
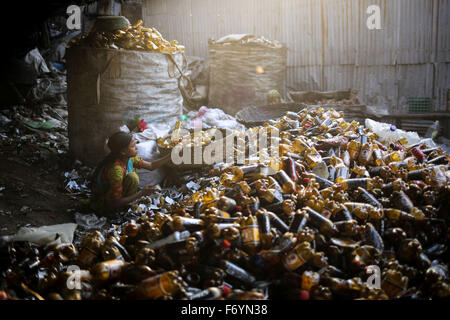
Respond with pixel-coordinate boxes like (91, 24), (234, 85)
(143, 0), (450, 112)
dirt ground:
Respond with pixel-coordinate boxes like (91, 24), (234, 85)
(0, 152), (77, 236)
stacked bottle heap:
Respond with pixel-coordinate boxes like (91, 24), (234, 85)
(1, 108), (449, 300)
(68, 19), (185, 53)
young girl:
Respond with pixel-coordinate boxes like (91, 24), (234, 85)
(90, 131), (170, 215)
(266, 90), (285, 105)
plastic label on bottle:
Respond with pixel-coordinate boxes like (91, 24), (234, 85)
(141, 274), (170, 298)
(382, 277), (406, 297)
(218, 210), (231, 218)
(283, 250), (305, 271)
(306, 153), (322, 168)
(241, 225), (260, 245)
(346, 179), (369, 190)
(223, 261), (255, 283)
(106, 260), (124, 279)
(302, 272), (319, 291)
(359, 146), (373, 163)
(348, 143), (360, 159)
(79, 248), (98, 266)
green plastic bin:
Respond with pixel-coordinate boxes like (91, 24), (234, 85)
(408, 97), (432, 114)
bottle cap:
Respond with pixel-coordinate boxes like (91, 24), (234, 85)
(322, 210), (332, 219)
(298, 290), (310, 300)
(221, 239), (231, 249)
(221, 284), (232, 297)
(351, 258), (361, 269)
(0, 291), (8, 300)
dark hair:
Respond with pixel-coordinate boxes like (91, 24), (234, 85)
(90, 132), (132, 189)
(106, 132), (133, 155)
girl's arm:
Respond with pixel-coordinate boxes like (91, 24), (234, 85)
(106, 165), (154, 210)
(109, 191), (143, 210)
(109, 185), (154, 210)
(140, 153), (171, 171)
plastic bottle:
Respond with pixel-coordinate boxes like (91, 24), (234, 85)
(425, 121), (439, 140)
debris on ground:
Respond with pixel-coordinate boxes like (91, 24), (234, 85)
(1, 108), (449, 300)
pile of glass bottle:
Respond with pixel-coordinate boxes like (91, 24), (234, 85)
(1, 107), (449, 300)
(157, 127), (223, 150)
(68, 20), (184, 53)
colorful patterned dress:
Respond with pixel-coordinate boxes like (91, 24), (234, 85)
(91, 156), (143, 214)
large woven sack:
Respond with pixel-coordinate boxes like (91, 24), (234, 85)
(66, 46), (184, 166)
(208, 35), (287, 116)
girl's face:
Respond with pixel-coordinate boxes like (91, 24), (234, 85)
(268, 97), (281, 105)
(121, 138), (138, 158)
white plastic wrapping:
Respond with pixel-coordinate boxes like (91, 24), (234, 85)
(74, 212), (106, 230)
(365, 118), (422, 147)
(1, 223), (77, 245)
(185, 106), (246, 131)
(133, 123), (173, 187)
(136, 140), (167, 187)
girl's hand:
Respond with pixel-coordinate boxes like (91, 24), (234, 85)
(141, 154), (171, 171)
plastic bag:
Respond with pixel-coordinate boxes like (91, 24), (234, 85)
(136, 140), (159, 160)
(22, 116), (66, 131)
(8, 48), (50, 85)
(28, 76), (67, 103)
(312, 161), (329, 179)
(419, 138), (437, 149)
(75, 212), (107, 230)
(0, 115), (12, 126)
(1, 223), (77, 245)
(185, 56), (209, 86)
(427, 166), (448, 189)
(135, 138), (167, 187)
(437, 136), (450, 155)
(25, 48), (50, 75)
(133, 123), (172, 143)
(203, 108), (246, 131)
(179, 56), (209, 109)
(185, 106), (246, 131)
(365, 118), (422, 147)
(215, 34), (253, 43)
